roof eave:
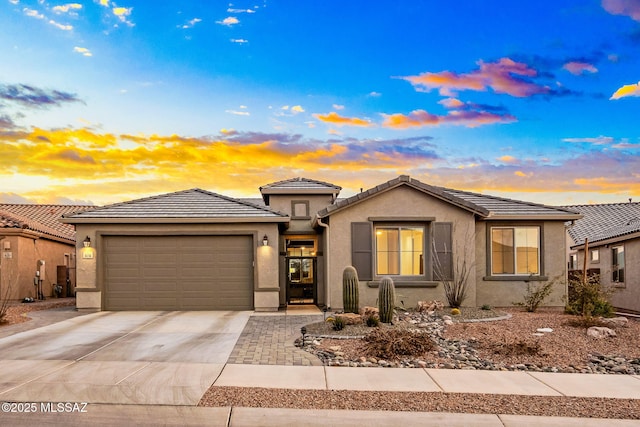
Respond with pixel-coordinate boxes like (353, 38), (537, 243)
(259, 188), (341, 195)
(61, 216), (290, 224)
(571, 230), (640, 250)
(485, 214), (584, 221)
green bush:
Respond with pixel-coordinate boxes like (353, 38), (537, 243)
(515, 277), (557, 312)
(565, 273), (614, 318)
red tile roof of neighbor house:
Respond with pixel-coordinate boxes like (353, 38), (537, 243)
(562, 202), (640, 247)
(0, 204), (93, 241)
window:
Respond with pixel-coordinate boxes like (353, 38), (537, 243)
(590, 249), (599, 263)
(491, 226), (540, 275)
(612, 245), (625, 283)
(291, 201), (309, 219)
(569, 254), (577, 270)
(375, 226), (424, 276)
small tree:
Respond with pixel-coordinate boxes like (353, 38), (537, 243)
(566, 272), (614, 319)
(515, 277), (556, 312)
(432, 220), (474, 308)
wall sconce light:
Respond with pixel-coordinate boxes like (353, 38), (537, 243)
(83, 236), (91, 248)
(262, 234), (269, 246)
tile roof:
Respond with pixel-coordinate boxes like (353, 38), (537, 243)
(562, 202), (640, 246)
(62, 188), (289, 223)
(0, 204), (93, 241)
(260, 177), (341, 193)
(318, 175), (581, 220)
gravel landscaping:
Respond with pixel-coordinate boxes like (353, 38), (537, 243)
(297, 307), (640, 374)
(0, 297), (76, 326)
(200, 387), (640, 419)
(200, 307), (640, 419)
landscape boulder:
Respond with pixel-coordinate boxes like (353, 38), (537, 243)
(587, 326), (617, 339)
(599, 316), (629, 328)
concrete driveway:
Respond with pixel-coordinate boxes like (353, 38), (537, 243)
(0, 311), (250, 405)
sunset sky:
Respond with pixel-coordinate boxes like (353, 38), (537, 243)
(1, 0), (639, 206)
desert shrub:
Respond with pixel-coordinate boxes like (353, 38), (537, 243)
(481, 304), (492, 311)
(363, 329), (434, 359)
(0, 284), (12, 324)
(514, 277), (556, 312)
(331, 316), (345, 331)
(365, 314), (379, 327)
(565, 273), (614, 318)
(491, 338), (543, 356)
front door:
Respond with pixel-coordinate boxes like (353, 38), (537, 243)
(286, 257), (316, 304)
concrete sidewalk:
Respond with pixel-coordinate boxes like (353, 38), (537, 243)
(0, 405), (638, 426)
(213, 364), (640, 399)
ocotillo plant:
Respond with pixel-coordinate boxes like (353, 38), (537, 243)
(342, 266), (359, 313)
(378, 276), (395, 323)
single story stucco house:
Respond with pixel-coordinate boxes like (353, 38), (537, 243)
(61, 176), (581, 311)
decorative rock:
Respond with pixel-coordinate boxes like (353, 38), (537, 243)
(532, 333), (544, 337)
(359, 306), (379, 317)
(339, 313), (363, 325)
(587, 326), (617, 339)
(600, 316), (628, 328)
(417, 300), (444, 312)
(536, 328), (553, 333)
(296, 308), (638, 375)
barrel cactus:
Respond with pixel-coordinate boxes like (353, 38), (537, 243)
(378, 276), (396, 323)
(342, 266), (359, 314)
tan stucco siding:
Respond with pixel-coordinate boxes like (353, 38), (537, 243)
(475, 221), (568, 308)
(74, 222), (280, 311)
(325, 186), (477, 310)
(0, 233), (75, 301)
(578, 237), (640, 313)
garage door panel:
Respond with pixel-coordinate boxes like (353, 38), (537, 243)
(104, 235), (253, 310)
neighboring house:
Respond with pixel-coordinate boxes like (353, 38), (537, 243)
(62, 176), (581, 311)
(0, 204), (92, 301)
(563, 202), (640, 314)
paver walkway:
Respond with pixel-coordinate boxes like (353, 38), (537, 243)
(226, 310), (323, 366)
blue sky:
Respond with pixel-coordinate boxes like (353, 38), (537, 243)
(1, 0), (639, 206)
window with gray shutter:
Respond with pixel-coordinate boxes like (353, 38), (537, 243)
(351, 222), (373, 280)
(433, 222), (453, 281)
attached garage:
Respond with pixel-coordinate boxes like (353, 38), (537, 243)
(62, 188), (289, 312)
(104, 235), (254, 310)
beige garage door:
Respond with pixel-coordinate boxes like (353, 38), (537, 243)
(103, 235), (254, 310)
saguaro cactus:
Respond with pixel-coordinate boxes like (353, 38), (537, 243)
(342, 266), (359, 314)
(378, 276), (396, 323)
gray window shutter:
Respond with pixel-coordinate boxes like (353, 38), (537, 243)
(351, 222), (373, 281)
(433, 222), (453, 281)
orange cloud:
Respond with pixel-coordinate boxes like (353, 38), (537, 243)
(402, 58), (549, 97)
(498, 155), (518, 164)
(313, 112), (373, 127)
(610, 81), (640, 100)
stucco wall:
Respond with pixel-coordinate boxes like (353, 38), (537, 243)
(73, 222), (281, 311)
(325, 186), (477, 310)
(577, 237), (640, 313)
(268, 194), (333, 233)
(475, 221), (568, 308)
(0, 233), (74, 301)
